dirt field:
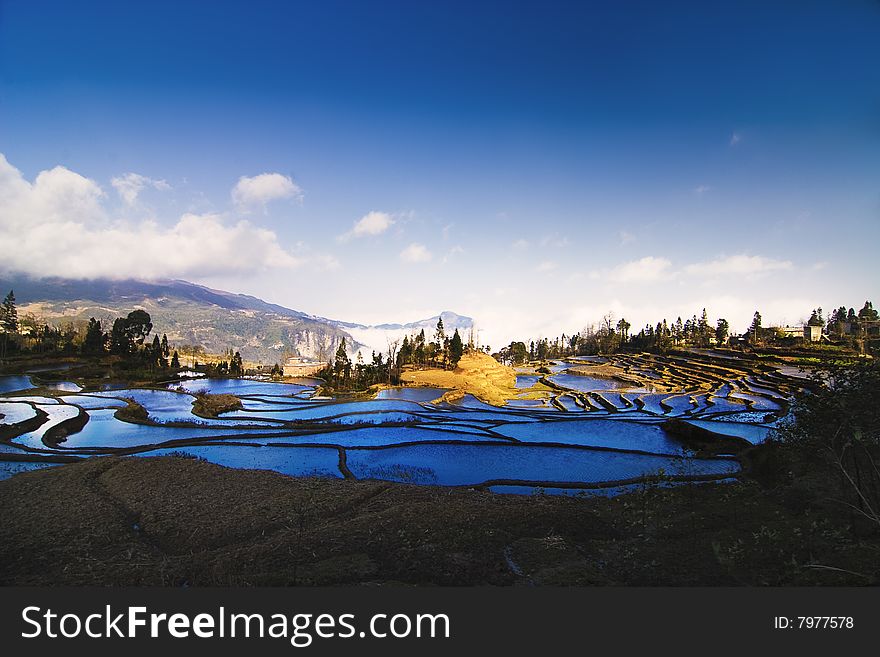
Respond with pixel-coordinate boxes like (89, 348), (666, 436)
(1, 454), (875, 586)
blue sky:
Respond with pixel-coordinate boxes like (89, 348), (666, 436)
(1, 0), (878, 346)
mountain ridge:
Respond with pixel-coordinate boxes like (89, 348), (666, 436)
(0, 275), (473, 363)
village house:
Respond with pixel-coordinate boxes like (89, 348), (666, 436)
(803, 324), (823, 342)
(775, 326), (804, 339)
(282, 357), (325, 377)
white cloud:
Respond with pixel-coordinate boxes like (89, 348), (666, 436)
(684, 254), (792, 278)
(730, 132), (741, 146)
(442, 245), (465, 263)
(0, 155), (106, 231)
(232, 172), (301, 211)
(310, 254), (341, 271)
(399, 243), (432, 263)
(619, 230), (635, 245)
(0, 154), (308, 280)
(540, 233), (569, 248)
(609, 256), (673, 283)
(111, 172), (170, 205)
(338, 211), (394, 241)
(693, 185), (711, 195)
(536, 260), (558, 273)
(511, 239), (529, 250)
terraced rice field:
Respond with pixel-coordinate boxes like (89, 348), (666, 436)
(0, 351), (810, 494)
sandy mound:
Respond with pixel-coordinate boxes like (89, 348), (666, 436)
(400, 351), (519, 406)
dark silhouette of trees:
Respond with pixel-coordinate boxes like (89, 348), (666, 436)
(715, 318), (730, 345)
(82, 318), (106, 355)
(449, 329), (464, 368)
(334, 338), (352, 385)
(1, 290), (18, 358)
(777, 361), (880, 533)
(858, 301), (878, 322)
(230, 351), (243, 376)
(749, 311), (763, 344)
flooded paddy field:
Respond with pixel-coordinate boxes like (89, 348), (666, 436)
(0, 351), (806, 494)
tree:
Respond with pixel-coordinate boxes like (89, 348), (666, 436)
(1, 290), (18, 333)
(399, 336), (412, 367)
(434, 317), (446, 367)
(449, 329), (464, 368)
(81, 318), (106, 356)
(230, 351), (243, 376)
(777, 361), (880, 532)
(109, 310), (153, 357)
(109, 318), (131, 356)
(170, 350), (181, 368)
(509, 341), (528, 365)
(0, 290), (18, 358)
(386, 338), (400, 383)
(616, 318), (631, 345)
(125, 310), (153, 346)
(334, 339), (351, 384)
(434, 317), (446, 346)
(749, 311), (762, 343)
(858, 301), (878, 322)
(149, 334), (162, 369)
(698, 308), (712, 347)
(715, 318), (730, 345)
(414, 330), (426, 368)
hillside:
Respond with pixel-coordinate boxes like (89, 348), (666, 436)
(0, 276), (473, 366)
(1, 277), (359, 364)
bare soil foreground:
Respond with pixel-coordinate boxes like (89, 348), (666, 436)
(1, 454), (877, 586)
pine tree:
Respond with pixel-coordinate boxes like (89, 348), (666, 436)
(1, 290), (17, 333)
(230, 351), (243, 376)
(150, 334), (161, 368)
(82, 317), (106, 356)
(449, 329), (464, 368)
(0, 290), (17, 358)
(334, 339), (351, 384)
(749, 311), (762, 343)
(715, 318), (729, 345)
(858, 301), (878, 322)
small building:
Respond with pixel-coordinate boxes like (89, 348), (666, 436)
(282, 357), (325, 377)
(775, 326), (804, 339)
(803, 324), (822, 342)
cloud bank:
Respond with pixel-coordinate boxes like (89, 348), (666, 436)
(0, 154), (307, 280)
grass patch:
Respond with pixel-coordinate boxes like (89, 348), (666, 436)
(114, 399), (149, 423)
(192, 393), (243, 418)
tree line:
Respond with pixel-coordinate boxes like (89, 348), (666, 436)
(0, 289), (253, 376)
(494, 300), (878, 364)
(321, 317), (466, 391)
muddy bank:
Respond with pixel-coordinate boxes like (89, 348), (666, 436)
(0, 455), (875, 586)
